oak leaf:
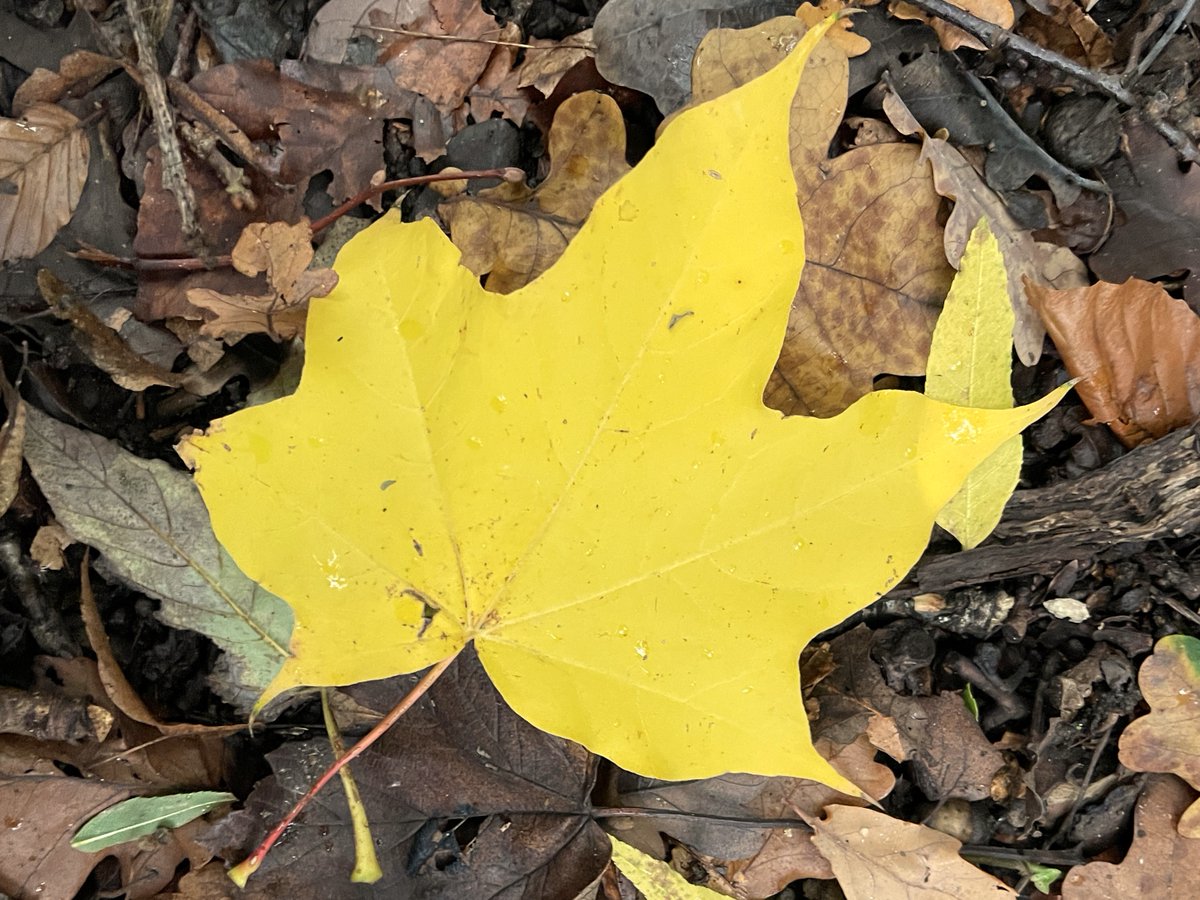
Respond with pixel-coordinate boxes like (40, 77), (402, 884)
(181, 24), (1062, 791)
(1119, 635), (1200, 836)
(890, 0), (1014, 51)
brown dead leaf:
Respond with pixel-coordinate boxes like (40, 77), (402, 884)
(796, 0), (871, 56)
(12, 50), (122, 116)
(891, 0), (1015, 51)
(1028, 278), (1200, 447)
(376, 0), (500, 117)
(806, 805), (1018, 898)
(187, 219), (337, 342)
(517, 29), (595, 96)
(0, 368), (25, 518)
(691, 17), (952, 417)
(1119, 635), (1200, 835)
(30, 522), (73, 570)
(38, 270), (183, 391)
(1063, 775), (1200, 897)
(466, 22), (530, 124)
(1017, 0), (1113, 67)
(0, 102), (89, 261)
(441, 90), (629, 292)
(883, 89), (1088, 365)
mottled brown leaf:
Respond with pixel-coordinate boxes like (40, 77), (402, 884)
(1029, 278), (1200, 447)
(0, 102), (89, 260)
(11, 50), (122, 116)
(1063, 776), (1200, 897)
(890, 0), (1014, 51)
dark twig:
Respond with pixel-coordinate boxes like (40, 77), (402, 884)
(1129, 0), (1198, 83)
(896, 0), (1200, 162)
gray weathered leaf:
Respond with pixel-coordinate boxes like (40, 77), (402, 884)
(23, 408), (291, 711)
(593, 0), (795, 112)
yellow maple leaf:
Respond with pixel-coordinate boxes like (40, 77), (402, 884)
(180, 19), (1062, 794)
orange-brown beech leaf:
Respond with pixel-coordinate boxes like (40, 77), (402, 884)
(186, 219), (338, 342)
(1016, 0), (1113, 67)
(805, 805), (1018, 899)
(440, 91), (630, 293)
(890, 0), (1015, 51)
(1062, 775), (1200, 897)
(1029, 278), (1200, 447)
(11, 51), (122, 116)
(0, 102), (89, 261)
(883, 90), (1087, 365)
(1119, 635), (1200, 836)
(690, 16), (952, 417)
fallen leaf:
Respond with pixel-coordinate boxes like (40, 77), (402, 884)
(516, 29), (595, 96)
(199, 650), (609, 897)
(1089, 123), (1200, 305)
(441, 90), (629, 292)
(883, 89), (1088, 364)
(1016, 0), (1113, 67)
(11, 50), (122, 116)
(610, 835), (722, 899)
(187, 219), (338, 342)
(806, 805), (1018, 898)
(890, 0), (1013, 51)
(30, 522), (72, 570)
(688, 16), (952, 417)
(72, 790), (236, 853)
(0, 102), (89, 261)
(926, 221), (1021, 549)
(1029, 278), (1200, 447)
(795, 0), (870, 56)
(1119, 635), (1200, 835)
(0, 368), (26, 518)
(22, 408), (292, 711)
(593, 0), (801, 113)
(183, 27), (1063, 790)
(1062, 775), (1200, 897)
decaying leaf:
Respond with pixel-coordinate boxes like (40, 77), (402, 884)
(182, 26), (1063, 791)
(1029, 278), (1200, 447)
(805, 805), (1018, 898)
(1119, 635), (1200, 836)
(72, 790), (235, 853)
(795, 0), (870, 56)
(0, 101), (89, 260)
(1016, 0), (1113, 68)
(187, 219), (338, 342)
(198, 651), (609, 897)
(515, 29), (595, 96)
(22, 408), (292, 711)
(1063, 776), (1200, 897)
(926, 221), (1020, 549)
(11, 50), (122, 116)
(883, 89), (1088, 364)
(890, 0), (1014, 52)
(441, 91), (630, 292)
(688, 16), (952, 417)
(0, 367), (26, 518)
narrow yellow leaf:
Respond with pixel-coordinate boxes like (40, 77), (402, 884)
(926, 220), (1021, 549)
(609, 836), (723, 899)
(181, 20), (1064, 793)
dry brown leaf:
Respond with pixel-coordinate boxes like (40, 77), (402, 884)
(1028, 278), (1200, 447)
(690, 16), (951, 417)
(441, 90), (629, 292)
(891, 0), (1015, 51)
(30, 522), (73, 571)
(1063, 775), (1200, 897)
(466, 22), (531, 124)
(11, 50), (122, 116)
(376, 0), (500, 117)
(516, 29), (594, 96)
(39, 270), (183, 391)
(1017, 0), (1113, 67)
(1119, 635), (1200, 835)
(795, 0), (871, 56)
(806, 805), (1018, 898)
(0, 368), (25, 518)
(883, 89), (1087, 365)
(0, 102), (89, 261)
(186, 219), (337, 342)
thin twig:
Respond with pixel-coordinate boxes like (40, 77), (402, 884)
(896, 0), (1200, 162)
(228, 651), (462, 887)
(360, 24), (595, 51)
(1130, 0), (1198, 83)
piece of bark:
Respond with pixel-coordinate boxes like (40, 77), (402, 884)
(901, 425), (1200, 593)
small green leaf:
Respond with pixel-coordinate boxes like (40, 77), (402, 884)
(609, 835), (721, 899)
(962, 682), (979, 721)
(71, 790), (236, 853)
(1025, 862), (1062, 894)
